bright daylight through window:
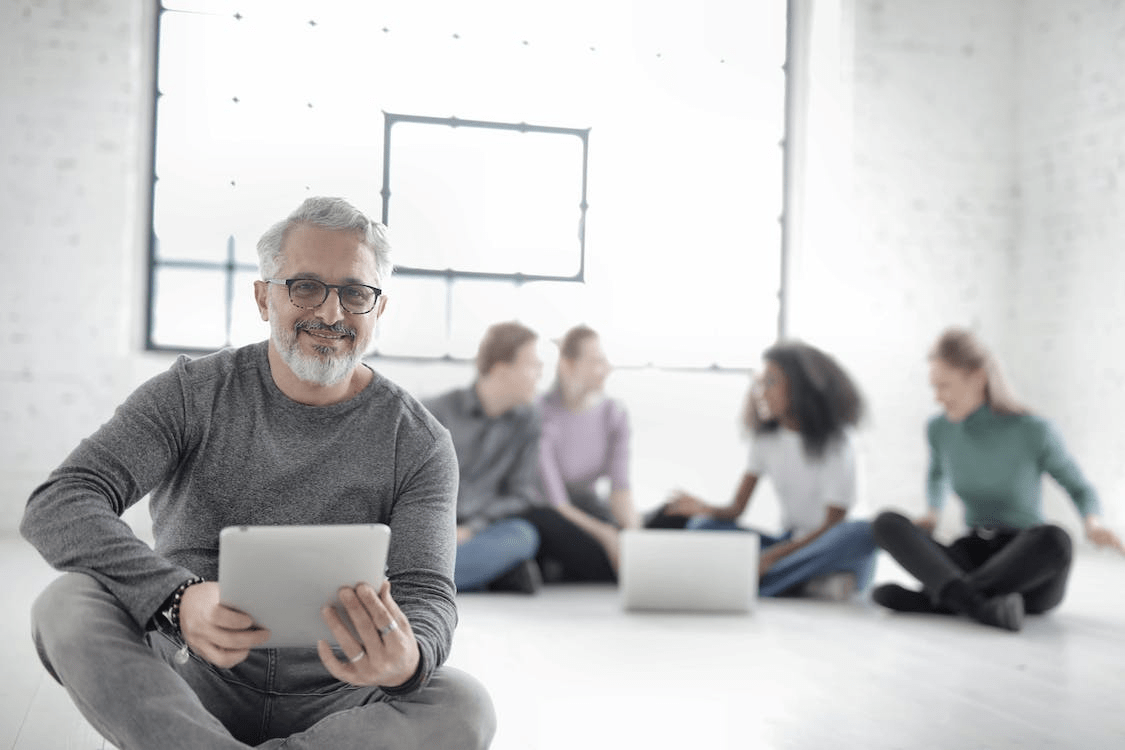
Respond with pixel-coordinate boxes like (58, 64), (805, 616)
(149, 0), (787, 368)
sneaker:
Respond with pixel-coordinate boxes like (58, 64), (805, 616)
(971, 592), (1024, 632)
(539, 558), (566, 584)
(940, 579), (1024, 631)
(872, 583), (934, 612)
(801, 572), (857, 602)
(487, 559), (543, 594)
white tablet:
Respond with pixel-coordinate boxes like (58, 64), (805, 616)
(218, 523), (391, 648)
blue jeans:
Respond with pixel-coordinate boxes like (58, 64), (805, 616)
(454, 517), (539, 591)
(32, 573), (495, 749)
(688, 517), (878, 597)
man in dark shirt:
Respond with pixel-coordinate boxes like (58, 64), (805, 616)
(424, 321), (545, 593)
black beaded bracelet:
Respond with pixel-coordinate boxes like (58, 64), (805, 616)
(164, 576), (205, 636)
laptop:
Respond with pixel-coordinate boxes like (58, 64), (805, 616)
(218, 523), (391, 648)
(619, 529), (759, 613)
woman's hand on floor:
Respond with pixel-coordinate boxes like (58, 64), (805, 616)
(758, 545), (789, 577)
(1084, 516), (1125, 554)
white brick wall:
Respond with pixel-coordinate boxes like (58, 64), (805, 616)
(794, 0), (1123, 536)
(1, 0), (1121, 540)
(1010, 0), (1125, 529)
(792, 0), (1022, 536)
(0, 0), (167, 530)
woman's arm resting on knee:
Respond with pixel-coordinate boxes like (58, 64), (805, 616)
(609, 488), (640, 530)
(556, 502), (622, 570)
(759, 506), (847, 576)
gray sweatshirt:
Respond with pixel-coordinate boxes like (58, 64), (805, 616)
(20, 341), (458, 694)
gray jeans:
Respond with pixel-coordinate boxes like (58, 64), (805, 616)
(32, 573), (495, 749)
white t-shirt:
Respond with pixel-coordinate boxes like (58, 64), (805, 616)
(746, 428), (857, 538)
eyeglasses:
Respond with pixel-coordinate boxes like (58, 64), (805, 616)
(266, 278), (382, 314)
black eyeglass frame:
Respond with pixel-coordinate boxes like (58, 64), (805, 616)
(265, 278), (383, 315)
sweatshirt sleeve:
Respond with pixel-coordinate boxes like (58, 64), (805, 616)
(19, 359), (199, 628)
(925, 418), (948, 512)
(1036, 418), (1101, 519)
(538, 420), (570, 508)
(380, 422), (460, 695)
(606, 401), (632, 493)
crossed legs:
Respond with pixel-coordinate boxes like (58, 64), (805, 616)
(871, 510), (1072, 629)
(32, 573), (495, 749)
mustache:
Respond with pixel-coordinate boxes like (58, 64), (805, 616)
(295, 320), (357, 337)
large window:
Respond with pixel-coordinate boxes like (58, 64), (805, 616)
(149, 0), (788, 368)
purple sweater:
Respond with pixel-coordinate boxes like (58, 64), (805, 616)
(537, 391), (631, 513)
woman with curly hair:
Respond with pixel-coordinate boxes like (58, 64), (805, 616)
(871, 327), (1124, 631)
(665, 341), (877, 600)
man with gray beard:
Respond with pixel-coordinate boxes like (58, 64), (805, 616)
(21, 196), (495, 749)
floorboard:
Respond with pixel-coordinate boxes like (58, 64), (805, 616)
(3, 535), (1123, 749)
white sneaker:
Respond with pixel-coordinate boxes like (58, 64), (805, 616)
(801, 572), (858, 602)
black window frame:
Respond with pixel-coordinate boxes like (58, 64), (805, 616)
(143, 1), (796, 363)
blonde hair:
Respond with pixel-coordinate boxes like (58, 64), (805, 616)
(930, 327), (1028, 416)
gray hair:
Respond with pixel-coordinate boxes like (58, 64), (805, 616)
(256, 196), (393, 284)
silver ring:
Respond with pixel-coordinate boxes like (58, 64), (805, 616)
(349, 649), (366, 663)
(378, 620), (398, 637)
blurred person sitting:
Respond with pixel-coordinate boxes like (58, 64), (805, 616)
(524, 325), (640, 583)
(424, 321), (546, 594)
(665, 341), (877, 601)
(871, 327), (1125, 632)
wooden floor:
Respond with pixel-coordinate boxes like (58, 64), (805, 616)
(3, 534), (1124, 750)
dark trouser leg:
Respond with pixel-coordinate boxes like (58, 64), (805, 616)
(1021, 565), (1071, 614)
(643, 503), (690, 529)
(871, 510), (965, 595)
(873, 512), (1025, 630)
(965, 525), (1073, 614)
(522, 506), (616, 583)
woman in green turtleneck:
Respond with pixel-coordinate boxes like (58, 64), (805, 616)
(871, 327), (1124, 632)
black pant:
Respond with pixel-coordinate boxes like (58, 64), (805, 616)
(521, 506), (617, 583)
(642, 502), (690, 530)
(872, 510), (1072, 614)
